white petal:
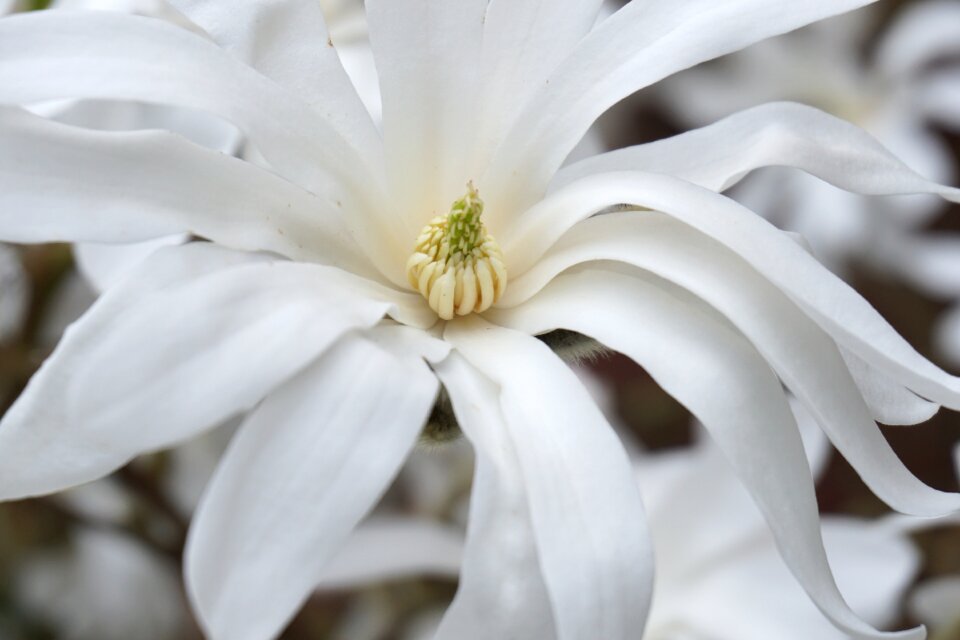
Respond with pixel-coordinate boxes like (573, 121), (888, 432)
(444, 319), (653, 640)
(504, 171), (960, 411)
(553, 102), (960, 197)
(316, 517), (463, 590)
(875, 0), (960, 77)
(0, 104), (393, 279)
(483, 1), (882, 224)
(367, 0), (487, 233)
(910, 576), (960, 631)
(186, 333), (438, 640)
(74, 236), (188, 293)
(0, 10), (383, 209)
(501, 214), (960, 517)
(0, 246), (399, 500)
(472, 0), (606, 173)
(490, 268), (919, 639)
(164, 0), (380, 169)
(433, 353), (556, 640)
(840, 348), (939, 426)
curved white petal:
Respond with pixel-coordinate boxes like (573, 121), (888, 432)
(186, 333), (438, 640)
(910, 576), (960, 632)
(672, 516), (920, 640)
(367, 0), (487, 234)
(0, 10), (385, 212)
(472, 0), (605, 173)
(0, 247), (404, 500)
(74, 237), (188, 293)
(875, 0), (960, 77)
(490, 269), (919, 639)
(0, 107), (384, 280)
(501, 213), (960, 517)
(504, 171), (960, 411)
(840, 348), (939, 426)
(553, 102), (960, 198)
(433, 353), (557, 640)
(444, 319), (653, 640)
(316, 517), (463, 590)
(483, 1), (882, 223)
(164, 0), (381, 170)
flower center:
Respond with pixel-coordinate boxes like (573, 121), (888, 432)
(406, 183), (507, 320)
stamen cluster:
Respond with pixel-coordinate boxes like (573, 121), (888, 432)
(406, 183), (507, 320)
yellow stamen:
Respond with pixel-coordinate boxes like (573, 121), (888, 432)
(406, 183), (507, 320)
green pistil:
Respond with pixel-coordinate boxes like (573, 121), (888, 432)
(446, 182), (484, 256)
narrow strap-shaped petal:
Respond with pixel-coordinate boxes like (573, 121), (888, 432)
(839, 348), (939, 426)
(472, 0), (606, 172)
(553, 102), (960, 197)
(0, 107), (382, 280)
(0, 247), (416, 501)
(482, 1), (881, 224)
(444, 319), (652, 640)
(0, 10), (389, 214)
(433, 353), (558, 640)
(316, 517), (463, 590)
(504, 171), (960, 410)
(499, 214), (960, 517)
(366, 0), (487, 235)
(186, 332), (438, 640)
(490, 269), (923, 640)
(164, 0), (382, 171)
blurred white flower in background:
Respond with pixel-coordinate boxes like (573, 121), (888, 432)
(640, 423), (919, 640)
(907, 444), (960, 639)
(2, 1), (960, 639)
(656, 1), (960, 275)
(0, 244), (27, 343)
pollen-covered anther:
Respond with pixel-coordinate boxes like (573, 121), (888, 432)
(406, 183), (507, 320)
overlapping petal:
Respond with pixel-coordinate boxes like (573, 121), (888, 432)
(186, 331), (438, 640)
(316, 517), (463, 590)
(164, 0), (381, 168)
(0, 10), (389, 217)
(483, 1), (883, 223)
(500, 212), (960, 517)
(433, 353), (556, 640)
(504, 172), (960, 412)
(553, 103), (960, 198)
(489, 268), (921, 639)
(0, 245), (425, 501)
(444, 320), (652, 640)
(367, 0), (487, 233)
(0, 107), (385, 279)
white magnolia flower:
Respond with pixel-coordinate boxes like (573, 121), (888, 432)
(656, 1), (960, 274)
(2, 2), (960, 639)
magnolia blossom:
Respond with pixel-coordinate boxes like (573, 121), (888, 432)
(2, 2), (960, 639)
(656, 1), (960, 274)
